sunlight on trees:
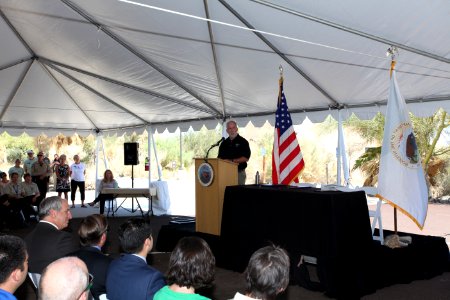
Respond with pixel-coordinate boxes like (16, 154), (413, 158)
(0, 111), (448, 198)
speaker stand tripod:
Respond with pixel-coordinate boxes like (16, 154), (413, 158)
(115, 164), (144, 217)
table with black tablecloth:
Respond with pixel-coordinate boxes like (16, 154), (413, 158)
(157, 184), (448, 298)
(220, 185), (376, 298)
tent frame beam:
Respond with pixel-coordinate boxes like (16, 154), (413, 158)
(60, 0), (223, 117)
(0, 60), (32, 122)
(40, 61), (99, 130)
(114, 94), (449, 128)
(0, 57), (33, 72)
(0, 9), (34, 56)
(39, 57), (215, 116)
(45, 62), (149, 124)
(203, 0), (226, 118)
(251, 0), (450, 64)
(219, 0), (339, 107)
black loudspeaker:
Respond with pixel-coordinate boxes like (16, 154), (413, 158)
(124, 142), (139, 165)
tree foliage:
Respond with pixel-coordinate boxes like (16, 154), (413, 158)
(183, 126), (222, 160)
(346, 113), (385, 144)
(0, 133), (35, 163)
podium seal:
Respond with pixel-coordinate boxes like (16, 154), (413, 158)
(198, 162), (214, 186)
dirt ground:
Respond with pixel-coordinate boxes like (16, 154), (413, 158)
(371, 202), (450, 246)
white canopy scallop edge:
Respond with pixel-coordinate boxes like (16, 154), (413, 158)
(0, 0), (450, 136)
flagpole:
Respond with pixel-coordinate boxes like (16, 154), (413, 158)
(388, 47), (398, 235)
(278, 65), (283, 104)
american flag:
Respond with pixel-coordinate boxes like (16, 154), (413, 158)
(272, 77), (305, 184)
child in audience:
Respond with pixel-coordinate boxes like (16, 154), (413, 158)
(154, 236), (215, 300)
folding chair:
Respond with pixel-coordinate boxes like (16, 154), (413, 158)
(361, 186), (384, 245)
(105, 198), (117, 217)
(28, 272), (41, 296)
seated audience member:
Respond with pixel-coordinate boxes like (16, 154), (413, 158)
(75, 214), (112, 300)
(3, 172), (35, 223)
(0, 194), (9, 231)
(25, 196), (79, 274)
(8, 159), (24, 183)
(0, 172), (9, 188)
(88, 169), (118, 214)
(154, 236), (215, 300)
(21, 173), (40, 207)
(0, 190), (24, 230)
(0, 235), (28, 300)
(106, 218), (165, 300)
(39, 256), (91, 300)
(232, 245), (290, 300)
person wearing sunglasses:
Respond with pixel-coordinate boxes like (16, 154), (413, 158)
(39, 256), (92, 300)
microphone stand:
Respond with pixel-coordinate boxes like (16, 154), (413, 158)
(204, 145), (215, 162)
(205, 138), (224, 162)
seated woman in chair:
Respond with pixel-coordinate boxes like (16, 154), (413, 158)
(88, 170), (118, 214)
(154, 236), (215, 300)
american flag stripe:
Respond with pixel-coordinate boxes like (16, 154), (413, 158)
(280, 154), (304, 179)
(279, 135), (300, 161)
(272, 77), (305, 185)
(280, 146), (301, 170)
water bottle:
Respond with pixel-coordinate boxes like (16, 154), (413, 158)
(255, 171), (260, 185)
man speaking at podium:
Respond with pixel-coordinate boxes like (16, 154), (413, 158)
(218, 120), (251, 185)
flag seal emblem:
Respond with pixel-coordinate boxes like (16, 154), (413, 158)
(390, 122), (420, 168)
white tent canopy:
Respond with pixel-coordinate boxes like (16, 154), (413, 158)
(1, 0), (450, 136)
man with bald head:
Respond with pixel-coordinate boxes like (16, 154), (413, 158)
(39, 256), (91, 300)
(25, 196), (79, 273)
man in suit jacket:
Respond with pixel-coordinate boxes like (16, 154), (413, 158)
(25, 196), (79, 274)
(106, 218), (165, 300)
(74, 214), (112, 300)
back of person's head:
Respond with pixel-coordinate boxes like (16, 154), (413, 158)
(39, 256), (90, 300)
(244, 245), (290, 300)
(166, 236), (215, 290)
(0, 235), (27, 286)
(78, 214), (108, 247)
(118, 218), (152, 254)
(39, 196), (63, 219)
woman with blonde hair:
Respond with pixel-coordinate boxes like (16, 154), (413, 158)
(88, 170), (118, 214)
(55, 154), (70, 200)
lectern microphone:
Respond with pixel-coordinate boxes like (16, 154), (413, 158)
(211, 137), (225, 147)
(205, 137), (225, 160)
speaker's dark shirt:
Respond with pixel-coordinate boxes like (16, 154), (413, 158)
(218, 134), (251, 171)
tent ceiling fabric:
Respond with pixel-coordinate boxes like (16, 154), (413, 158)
(0, 0), (450, 135)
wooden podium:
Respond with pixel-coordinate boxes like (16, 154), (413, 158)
(195, 158), (238, 235)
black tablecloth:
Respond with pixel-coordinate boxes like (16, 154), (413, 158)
(220, 185), (376, 298)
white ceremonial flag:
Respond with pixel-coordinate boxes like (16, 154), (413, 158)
(377, 67), (428, 229)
